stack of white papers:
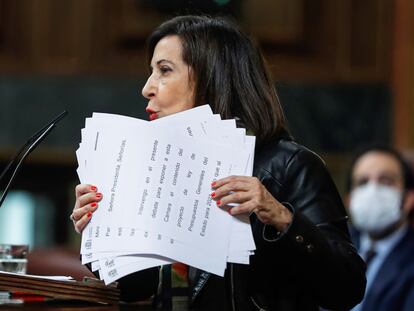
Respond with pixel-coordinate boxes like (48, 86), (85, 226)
(76, 105), (256, 284)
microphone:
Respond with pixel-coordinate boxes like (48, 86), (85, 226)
(0, 110), (68, 208)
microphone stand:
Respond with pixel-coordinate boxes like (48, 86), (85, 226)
(0, 111), (68, 208)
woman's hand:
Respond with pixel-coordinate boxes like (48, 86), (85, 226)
(211, 176), (292, 232)
(70, 184), (102, 234)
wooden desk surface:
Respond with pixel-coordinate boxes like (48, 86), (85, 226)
(0, 301), (153, 310)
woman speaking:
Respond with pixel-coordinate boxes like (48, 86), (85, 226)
(70, 15), (366, 311)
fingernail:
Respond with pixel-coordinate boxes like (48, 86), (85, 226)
(96, 193), (102, 199)
(91, 202), (97, 207)
(216, 200), (221, 206)
(211, 181), (216, 187)
(91, 185), (97, 191)
(87, 212), (92, 218)
(211, 192), (216, 198)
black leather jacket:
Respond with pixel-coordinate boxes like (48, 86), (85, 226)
(117, 138), (367, 310)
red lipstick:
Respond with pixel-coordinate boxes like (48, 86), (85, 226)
(146, 107), (158, 121)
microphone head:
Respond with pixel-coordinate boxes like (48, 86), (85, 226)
(0, 110), (68, 208)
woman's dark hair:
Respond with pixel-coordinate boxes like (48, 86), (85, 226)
(147, 15), (289, 146)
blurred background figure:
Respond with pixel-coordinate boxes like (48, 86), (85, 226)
(347, 145), (414, 311)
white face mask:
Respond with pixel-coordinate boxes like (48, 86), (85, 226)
(349, 183), (403, 234)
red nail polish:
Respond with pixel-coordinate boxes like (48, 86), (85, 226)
(211, 192), (216, 198)
(90, 186), (97, 191)
(96, 193), (102, 199)
(91, 202), (97, 207)
(211, 181), (216, 187)
(87, 212), (92, 218)
(216, 200), (221, 206)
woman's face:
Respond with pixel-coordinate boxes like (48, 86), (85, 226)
(142, 35), (195, 120)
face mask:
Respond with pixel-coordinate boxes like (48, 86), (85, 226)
(349, 183), (403, 234)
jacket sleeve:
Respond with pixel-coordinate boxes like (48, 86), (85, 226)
(260, 147), (366, 310)
(402, 281), (414, 311)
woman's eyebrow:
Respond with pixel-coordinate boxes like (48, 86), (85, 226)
(156, 59), (174, 66)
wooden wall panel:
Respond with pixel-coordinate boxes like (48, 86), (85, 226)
(30, 0), (94, 73)
(264, 0), (392, 82)
(392, 0), (414, 149)
(0, 0), (33, 72)
(242, 0), (304, 43)
(0, 0), (394, 82)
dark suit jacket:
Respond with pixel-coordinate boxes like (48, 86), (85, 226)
(358, 226), (414, 311)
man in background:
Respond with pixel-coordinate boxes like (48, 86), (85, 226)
(347, 145), (414, 311)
